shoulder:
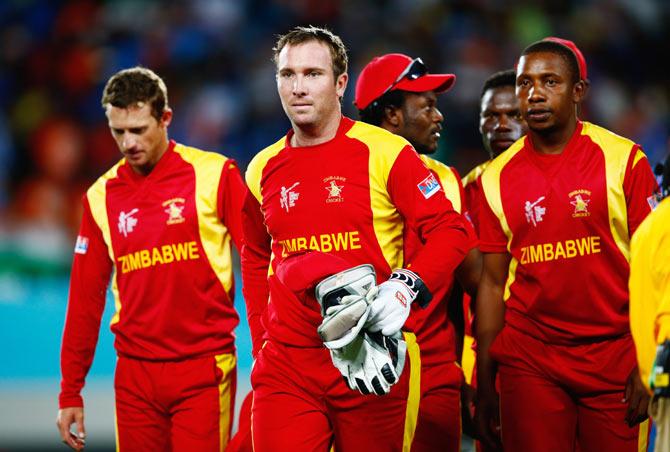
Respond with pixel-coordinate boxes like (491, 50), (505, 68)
(173, 142), (231, 166)
(345, 120), (411, 156)
(481, 137), (526, 189)
(246, 135), (288, 202)
(581, 122), (636, 153)
(462, 161), (490, 188)
(86, 159), (125, 200)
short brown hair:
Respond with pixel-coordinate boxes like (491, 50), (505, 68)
(273, 25), (348, 79)
(101, 67), (169, 121)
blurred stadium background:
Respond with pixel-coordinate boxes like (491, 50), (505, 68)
(0, 0), (667, 450)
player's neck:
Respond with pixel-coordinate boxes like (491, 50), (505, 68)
(529, 119), (577, 155)
(291, 113), (341, 147)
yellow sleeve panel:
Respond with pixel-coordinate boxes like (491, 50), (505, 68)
(346, 120), (409, 271)
(630, 197), (670, 390)
(420, 155), (462, 213)
(245, 136), (287, 203)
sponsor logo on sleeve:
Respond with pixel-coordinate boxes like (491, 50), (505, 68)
(647, 192), (662, 210)
(417, 173), (441, 199)
(74, 236), (89, 254)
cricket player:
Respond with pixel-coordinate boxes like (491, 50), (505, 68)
(354, 52), (481, 451)
(242, 26), (470, 451)
(475, 39), (657, 451)
(56, 67), (245, 451)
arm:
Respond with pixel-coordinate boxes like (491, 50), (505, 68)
(388, 147), (470, 292)
(240, 190), (271, 358)
(58, 196), (112, 448)
(474, 252), (510, 449)
(623, 145), (658, 236)
(218, 159), (247, 253)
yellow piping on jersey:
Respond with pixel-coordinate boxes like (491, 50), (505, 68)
(420, 155), (462, 213)
(87, 160), (124, 326)
(174, 144), (234, 297)
(246, 136), (287, 203)
(346, 121), (407, 272)
(581, 122), (639, 261)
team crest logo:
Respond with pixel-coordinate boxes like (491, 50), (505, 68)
(524, 196), (546, 227)
(280, 182), (300, 212)
(324, 176), (345, 203)
(163, 198), (186, 225)
(118, 208), (139, 237)
(417, 173), (441, 199)
(569, 189), (591, 218)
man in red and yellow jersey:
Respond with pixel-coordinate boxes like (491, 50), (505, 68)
(354, 53), (480, 452)
(242, 26), (470, 451)
(463, 69), (527, 236)
(56, 67), (245, 451)
(475, 40), (657, 451)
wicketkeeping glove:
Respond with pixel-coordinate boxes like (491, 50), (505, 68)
(330, 331), (407, 396)
(366, 269), (432, 336)
(315, 264), (377, 349)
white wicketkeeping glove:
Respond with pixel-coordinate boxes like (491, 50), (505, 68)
(315, 264), (377, 349)
(330, 331), (407, 396)
(366, 269), (432, 336)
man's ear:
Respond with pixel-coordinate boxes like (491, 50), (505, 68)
(383, 105), (403, 129)
(572, 80), (586, 104)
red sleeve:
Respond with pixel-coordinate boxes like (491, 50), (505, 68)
(450, 166), (479, 250)
(59, 196), (113, 409)
(388, 146), (470, 293)
(217, 159), (247, 252)
(477, 177), (509, 253)
(623, 146), (659, 236)
(241, 190), (271, 358)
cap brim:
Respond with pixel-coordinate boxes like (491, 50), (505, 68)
(394, 73), (456, 94)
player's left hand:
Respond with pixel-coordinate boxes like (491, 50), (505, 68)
(623, 367), (650, 427)
(366, 269), (431, 336)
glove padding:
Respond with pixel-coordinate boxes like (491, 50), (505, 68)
(330, 331), (407, 396)
(366, 269), (432, 336)
(315, 264), (377, 349)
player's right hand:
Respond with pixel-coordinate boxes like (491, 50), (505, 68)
(475, 390), (503, 451)
(57, 407), (86, 450)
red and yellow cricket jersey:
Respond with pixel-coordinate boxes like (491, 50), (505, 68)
(479, 121), (657, 344)
(241, 117), (470, 356)
(629, 196), (670, 390)
(462, 160), (490, 236)
(403, 155), (473, 366)
(59, 140), (246, 408)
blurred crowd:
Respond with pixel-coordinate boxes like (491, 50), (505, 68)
(0, 0), (667, 275)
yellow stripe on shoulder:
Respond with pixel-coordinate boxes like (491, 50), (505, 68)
(86, 159), (124, 326)
(173, 143), (235, 295)
(462, 161), (490, 188)
(581, 122), (639, 261)
(480, 139), (525, 243)
(246, 136), (287, 203)
(346, 121), (410, 271)
(420, 155), (462, 213)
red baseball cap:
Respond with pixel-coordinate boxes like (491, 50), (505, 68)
(354, 53), (456, 110)
(543, 36), (588, 81)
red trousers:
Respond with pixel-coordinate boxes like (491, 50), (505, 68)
(411, 361), (463, 452)
(114, 353), (236, 452)
(490, 327), (649, 452)
(251, 334), (421, 452)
